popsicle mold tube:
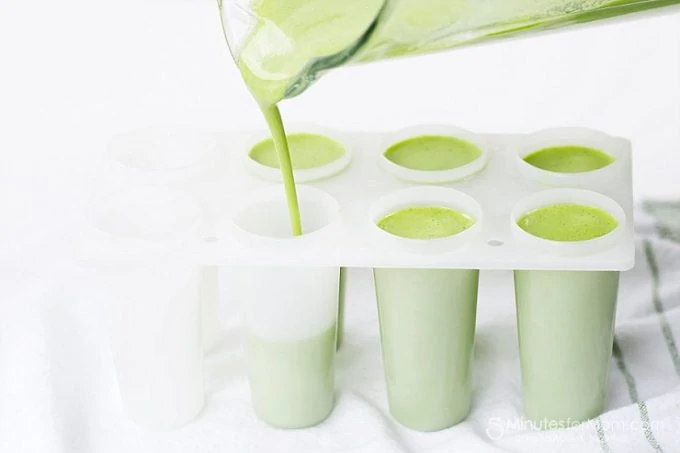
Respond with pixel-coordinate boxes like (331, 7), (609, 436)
(229, 186), (341, 428)
(91, 186), (205, 429)
(370, 187), (480, 430)
(511, 188), (625, 426)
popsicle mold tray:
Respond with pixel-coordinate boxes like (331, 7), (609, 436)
(99, 125), (635, 271)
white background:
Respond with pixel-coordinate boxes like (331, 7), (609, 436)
(1, 1), (679, 262)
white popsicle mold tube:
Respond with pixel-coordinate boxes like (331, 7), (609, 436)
(107, 128), (225, 352)
(88, 185), (205, 429)
(242, 124), (353, 183)
(379, 125), (489, 184)
(514, 127), (627, 187)
(229, 185), (341, 428)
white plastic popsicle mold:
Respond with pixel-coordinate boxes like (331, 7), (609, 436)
(78, 185), (205, 430)
(94, 124), (635, 272)
(105, 127), (227, 351)
(206, 125), (634, 271)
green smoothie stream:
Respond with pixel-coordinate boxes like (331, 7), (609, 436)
(514, 203), (620, 425)
(375, 206), (478, 431)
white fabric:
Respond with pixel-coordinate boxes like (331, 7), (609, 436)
(1, 205), (680, 453)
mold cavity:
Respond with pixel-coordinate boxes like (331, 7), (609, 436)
(383, 135), (482, 171)
(377, 205), (475, 240)
(233, 188), (339, 239)
(487, 239), (504, 247)
(96, 186), (201, 239)
(248, 133), (346, 170)
(516, 203), (618, 242)
(111, 128), (216, 171)
(522, 145), (614, 173)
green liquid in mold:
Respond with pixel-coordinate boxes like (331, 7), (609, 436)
(384, 135), (482, 171)
(378, 206), (475, 240)
(518, 203), (618, 242)
(523, 145), (614, 173)
(247, 324), (337, 428)
(249, 133), (345, 170)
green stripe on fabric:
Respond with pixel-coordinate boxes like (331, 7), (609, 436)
(643, 240), (680, 376)
(594, 417), (612, 453)
(643, 201), (680, 243)
(612, 340), (664, 453)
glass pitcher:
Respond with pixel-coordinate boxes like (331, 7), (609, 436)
(218, 0), (680, 103)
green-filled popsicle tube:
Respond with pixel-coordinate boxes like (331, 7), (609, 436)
(512, 196), (622, 426)
(374, 268), (479, 431)
(514, 270), (619, 426)
(372, 200), (480, 431)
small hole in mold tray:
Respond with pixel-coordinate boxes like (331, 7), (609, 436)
(243, 128), (352, 183)
(378, 125), (489, 184)
(487, 239), (504, 247)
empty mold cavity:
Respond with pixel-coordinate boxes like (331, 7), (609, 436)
(95, 186), (202, 239)
(232, 186), (340, 240)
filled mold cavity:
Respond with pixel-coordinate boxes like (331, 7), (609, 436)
(369, 186), (482, 253)
(511, 189), (626, 255)
(516, 128), (624, 186)
(379, 126), (488, 184)
(244, 128), (352, 183)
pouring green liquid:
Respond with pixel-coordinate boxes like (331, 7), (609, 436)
(227, 0), (679, 235)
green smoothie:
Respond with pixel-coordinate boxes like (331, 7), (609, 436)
(249, 133), (346, 170)
(378, 206), (475, 240)
(247, 323), (337, 429)
(517, 204), (618, 242)
(523, 145), (614, 173)
(374, 268), (478, 431)
(374, 205), (478, 431)
(384, 135), (482, 171)
(514, 270), (619, 425)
